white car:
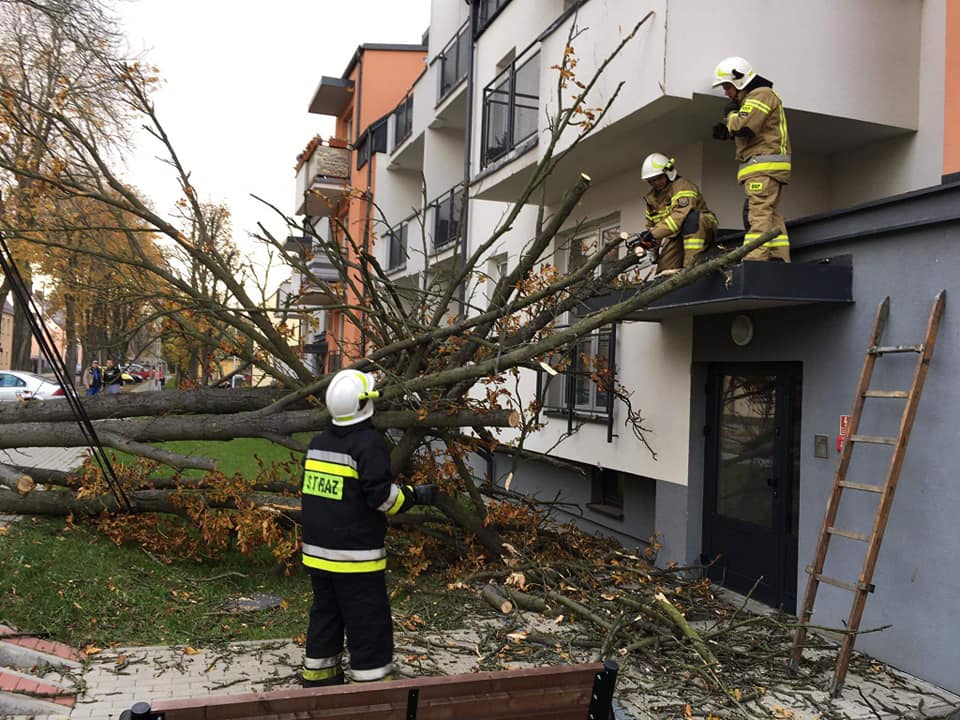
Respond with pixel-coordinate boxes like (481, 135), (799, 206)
(0, 370), (66, 402)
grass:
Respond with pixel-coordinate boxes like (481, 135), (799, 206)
(106, 436), (309, 480)
(0, 514), (477, 650)
(0, 435), (481, 649)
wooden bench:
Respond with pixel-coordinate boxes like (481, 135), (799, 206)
(119, 661), (619, 719)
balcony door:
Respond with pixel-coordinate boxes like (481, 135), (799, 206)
(702, 364), (801, 612)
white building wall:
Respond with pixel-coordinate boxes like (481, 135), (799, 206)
(828, 0), (946, 206)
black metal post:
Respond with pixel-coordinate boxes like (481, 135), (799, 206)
(586, 660), (619, 720)
(119, 701), (159, 720)
(606, 323), (617, 443)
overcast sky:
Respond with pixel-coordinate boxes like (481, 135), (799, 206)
(118, 0), (431, 270)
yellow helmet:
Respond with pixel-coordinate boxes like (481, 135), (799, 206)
(712, 56), (755, 90)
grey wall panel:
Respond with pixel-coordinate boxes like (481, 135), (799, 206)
(689, 227), (960, 692)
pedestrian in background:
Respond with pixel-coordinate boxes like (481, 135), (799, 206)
(83, 360), (102, 397)
(102, 359), (123, 395)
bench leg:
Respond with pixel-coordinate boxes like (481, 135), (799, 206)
(587, 660), (619, 720)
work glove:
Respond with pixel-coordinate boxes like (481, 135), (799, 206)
(413, 483), (439, 505)
(711, 122), (731, 140)
(722, 98), (740, 117)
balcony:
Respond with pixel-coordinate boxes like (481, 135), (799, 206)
(294, 140), (351, 217)
(471, 0), (920, 208)
(299, 253), (342, 307)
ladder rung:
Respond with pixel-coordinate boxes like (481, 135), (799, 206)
(838, 481), (883, 493)
(869, 344), (923, 355)
(827, 526), (870, 542)
(805, 566), (875, 593)
(863, 390), (909, 399)
(848, 434), (898, 445)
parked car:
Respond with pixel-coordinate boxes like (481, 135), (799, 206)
(0, 370), (66, 402)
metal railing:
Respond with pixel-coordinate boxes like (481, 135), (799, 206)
(481, 48), (539, 167)
(438, 21), (470, 101)
(430, 184), (464, 251)
(392, 93), (414, 149)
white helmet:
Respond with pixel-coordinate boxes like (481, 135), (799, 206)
(641, 153), (677, 182)
(325, 369), (380, 426)
(712, 56), (755, 90)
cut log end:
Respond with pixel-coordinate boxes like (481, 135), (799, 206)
(17, 475), (35, 495)
(481, 583), (514, 614)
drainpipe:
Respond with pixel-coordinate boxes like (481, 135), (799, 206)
(355, 49), (368, 355)
(457, 6), (476, 316)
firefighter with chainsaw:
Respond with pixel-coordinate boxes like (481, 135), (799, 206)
(300, 369), (438, 687)
(711, 56), (791, 262)
(626, 153), (718, 276)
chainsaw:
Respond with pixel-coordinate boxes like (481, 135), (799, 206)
(618, 230), (659, 270)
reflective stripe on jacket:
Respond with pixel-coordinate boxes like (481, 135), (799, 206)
(300, 421), (411, 573)
(726, 85), (791, 183)
(644, 177), (716, 242)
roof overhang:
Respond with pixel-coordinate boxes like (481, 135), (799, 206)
(584, 257), (853, 322)
(308, 76), (354, 116)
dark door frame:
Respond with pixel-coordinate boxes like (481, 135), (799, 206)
(702, 362), (802, 612)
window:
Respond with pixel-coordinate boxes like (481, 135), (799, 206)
(431, 184), (464, 251)
(561, 221), (622, 282)
(590, 468), (624, 516)
(542, 326), (614, 415)
(486, 254), (508, 302)
(438, 21), (470, 101)
(474, 0), (512, 34)
(392, 94), (414, 149)
(387, 221), (408, 271)
(482, 48), (539, 167)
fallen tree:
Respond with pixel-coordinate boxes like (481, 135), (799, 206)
(0, 8), (776, 567)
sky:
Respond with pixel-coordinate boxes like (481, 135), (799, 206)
(117, 0), (431, 274)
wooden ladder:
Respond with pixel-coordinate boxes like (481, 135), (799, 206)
(788, 290), (946, 696)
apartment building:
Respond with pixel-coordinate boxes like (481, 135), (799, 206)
(294, 0), (960, 692)
(293, 43), (428, 372)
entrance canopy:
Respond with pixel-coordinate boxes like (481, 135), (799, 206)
(585, 257), (853, 322)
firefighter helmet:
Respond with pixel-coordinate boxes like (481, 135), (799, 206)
(711, 56), (755, 90)
(325, 369), (380, 426)
(641, 153), (677, 182)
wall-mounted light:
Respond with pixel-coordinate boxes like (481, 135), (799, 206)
(730, 314), (754, 347)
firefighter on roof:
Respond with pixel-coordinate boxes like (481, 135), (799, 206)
(636, 153), (718, 276)
(300, 369), (438, 687)
(711, 56), (792, 262)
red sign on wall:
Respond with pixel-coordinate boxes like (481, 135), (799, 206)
(837, 414), (850, 452)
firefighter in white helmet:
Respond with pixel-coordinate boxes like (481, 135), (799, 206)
(299, 369), (438, 687)
(711, 56), (791, 262)
(630, 153), (718, 275)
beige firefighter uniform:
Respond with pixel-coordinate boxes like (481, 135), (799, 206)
(725, 84), (791, 262)
(644, 177), (718, 271)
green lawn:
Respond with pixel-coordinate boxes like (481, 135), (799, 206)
(0, 437), (477, 649)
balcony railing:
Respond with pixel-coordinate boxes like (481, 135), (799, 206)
(387, 221), (408, 271)
(538, 324), (618, 442)
(481, 48), (539, 167)
(473, 0), (512, 36)
(392, 93), (414, 149)
(438, 21), (470, 102)
(430, 184), (464, 252)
